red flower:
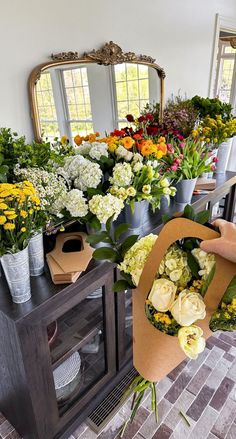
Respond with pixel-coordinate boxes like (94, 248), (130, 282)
(133, 133), (143, 140)
(213, 157), (219, 163)
(146, 113), (154, 121)
(126, 114), (135, 122)
(177, 134), (184, 141)
(147, 125), (159, 136)
(138, 116), (146, 123)
(111, 129), (126, 136)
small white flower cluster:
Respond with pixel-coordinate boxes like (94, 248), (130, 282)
(191, 248), (215, 278)
(76, 141), (108, 161)
(109, 163), (133, 187)
(63, 155), (102, 191)
(14, 166), (68, 213)
(89, 194), (124, 224)
(115, 145), (133, 162)
(159, 244), (191, 286)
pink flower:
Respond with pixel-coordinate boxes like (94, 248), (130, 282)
(179, 143), (185, 149)
(167, 143), (174, 153)
(171, 165), (178, 171)
(175, 159), (181, 165)
(211, 165), (216, 171)
(213, 157), (218, 163)
(179, 154), (184, 159)
(177, 135), (184, 141)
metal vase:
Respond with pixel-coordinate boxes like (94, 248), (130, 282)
(123, 200), (149, 231)
(1, 246), (31, 303)
(215, 138), (233, 174)
(28, 231), (44, 276)
(174, 178), (197, 204)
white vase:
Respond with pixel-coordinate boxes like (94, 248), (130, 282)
(215, 138), (233, 174)
(28, 230), (44, 276)
(1, 246), (31, 303)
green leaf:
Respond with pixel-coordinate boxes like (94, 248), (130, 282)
(87, 188), (104, 197)
(183, 204), (195, 220)
(113, 279), (132, 292)
(162, 214), (172, 224)
(221, 275), (236, 304)
(86, 231), (111, 245)
(120, 235), (139, 257)
(187, 251), (200, 279)
(194, 210), (210, 225)
(93, 247), (118, 262)
(114, 223), (130, 241)
(89, 216), (101, 231)
(106, 214), (115, 233)
(201, 264), (216, 297)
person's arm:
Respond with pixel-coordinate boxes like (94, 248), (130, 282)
(200, 219), (236, 263)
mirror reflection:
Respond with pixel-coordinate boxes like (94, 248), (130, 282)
(35, 62), (161, 142)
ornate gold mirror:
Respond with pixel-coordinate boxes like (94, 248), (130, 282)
(28, 41), (165, 142)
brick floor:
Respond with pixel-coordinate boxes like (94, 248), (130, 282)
(1, 332), (236, 439)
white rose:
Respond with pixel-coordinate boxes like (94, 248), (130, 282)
(178, 326), (206, 359)
(148, 278), (177, 312)
(170, 290), (206, 326)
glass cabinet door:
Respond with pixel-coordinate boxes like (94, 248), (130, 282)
(116, 288), (133, 369)
(46, 272), (116, 424)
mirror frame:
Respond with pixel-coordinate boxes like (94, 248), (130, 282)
(28, 41), (166, 142)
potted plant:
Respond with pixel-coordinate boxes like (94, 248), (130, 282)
(161, 138), (214, 203)
(192, 116), (236, 173)
(0, 181), (41, 303)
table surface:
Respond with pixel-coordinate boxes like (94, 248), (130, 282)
(0, 172), (235, 323)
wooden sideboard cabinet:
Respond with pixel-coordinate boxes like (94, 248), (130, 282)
(0, 259), (122, 439)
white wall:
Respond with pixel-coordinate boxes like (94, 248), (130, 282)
(1, 0), (236, 140)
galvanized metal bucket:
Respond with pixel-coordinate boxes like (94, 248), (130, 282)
(175, 178), (197, 204)
(28, 231), (44, 276)
(1, 246), (31, 303)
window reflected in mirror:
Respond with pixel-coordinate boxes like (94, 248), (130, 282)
(35, 63), (160, 143)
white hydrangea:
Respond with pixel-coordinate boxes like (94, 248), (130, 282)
(74, 160), (102, 191)
(75, 142), (92, 156)
(159, 244), (192, 287)
(64, 189), (88, 218)
(191, 248), (215, 278)
(89, 142), (109, 161)
(63, 155), (86, 179)
(89, 194), (124, 224)
(118, 234), (157, 286)
(14, 166), (68, 214)
(109, 163), (133, 187)
(115, 145), (133, 162)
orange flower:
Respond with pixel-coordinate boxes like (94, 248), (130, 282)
(88, 133), (100, 143)
(74, 135), (83, 146)
(121, 136), (135, 150)
(141, 142), (157, 156)
(157, 142), (167, 155)
(158, 136), (166, 144)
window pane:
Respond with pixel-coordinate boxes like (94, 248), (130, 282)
(41, 122), (60, 141)
(114, 63), (150, 125)
(70, 122), (94, 138)
(224, 46), (236, 54)
(36, 72), (58, 134)
(126, 64), (138, 80)
(218, 58), (235, 103)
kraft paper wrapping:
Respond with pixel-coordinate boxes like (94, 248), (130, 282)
(133, 218), (236, 382)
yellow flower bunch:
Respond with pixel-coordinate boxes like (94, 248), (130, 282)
(100, 136), (120, 153)
(192, 116), (236, 146)
(0, 181), (41, 255)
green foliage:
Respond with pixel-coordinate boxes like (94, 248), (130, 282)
(191, 96), (232, 122)
(92, 246), (118, 262)
(113, 279), (132, 292)
(0, 128), (74, 182)
(187, 252), (200, 279)
(0, 154), (8, 182)
(220, 275), (236, 305)
(201, 264), (216, 297)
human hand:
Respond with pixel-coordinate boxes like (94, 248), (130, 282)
(200, 219), (236, 263)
